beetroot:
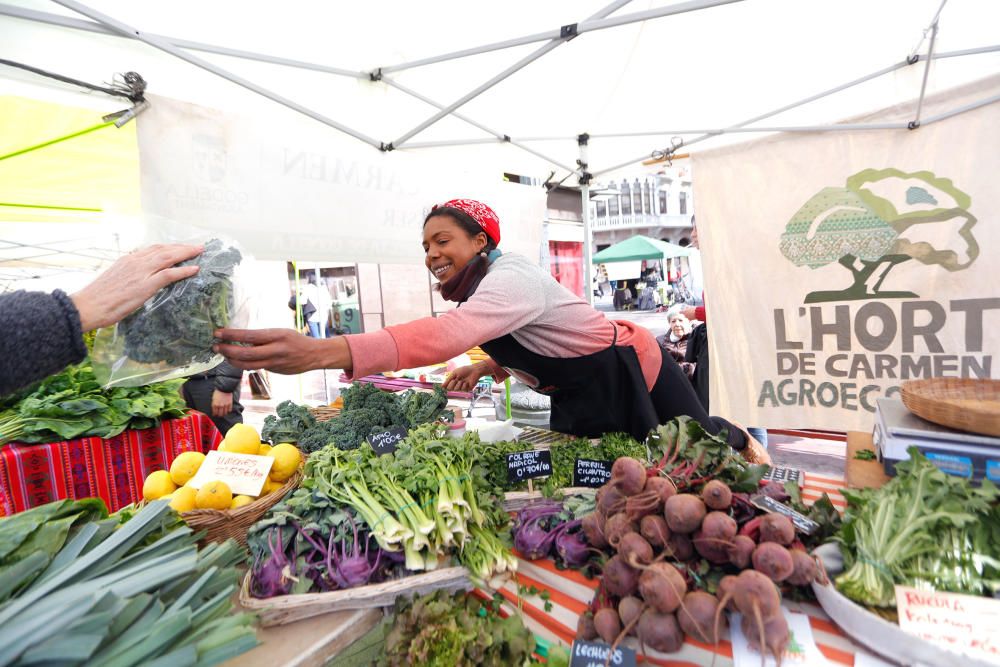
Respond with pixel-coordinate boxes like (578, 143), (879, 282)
(597, 486), (627, 516)
(752, 542), (795, 582)
(716, 575), (739, 611)
(603, 555), (640, 597)
(731, 570), (782, 619)
(758, 514), (795, 546)
(576, 611), (598, 640)
(677, 591), (724, 644)
(692, 529), (732, 564)
(727, 534), (756, 569)
(638, 562), (687, 614)
(604, 513), (637, 548)
(664, 494), (707, 534)
(645, 475), (678, 504)
(640, 514), (670, 549)
(741, 610), (790, 662)
(701, 511), (737, 541)
(582, 512), (608, 548)
(785, 549), (818, 586)
(594, 607), (622, 644)
(611, 457), (647, 496)
(625, 489), (663, 522)
(618, 531), (654, 567)
(618, 595), (644, 633)
(701, 480), (733, 511)
(666, 532), (695, 561)
(637, 609), (684, 653)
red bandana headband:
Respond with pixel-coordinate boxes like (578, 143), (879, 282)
(432, 198), (501, 245)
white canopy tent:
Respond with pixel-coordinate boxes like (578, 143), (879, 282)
(1, 0), (999, 291)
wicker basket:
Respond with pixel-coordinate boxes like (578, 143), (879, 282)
(239, 566), (471, 627)
(901, 378), (1000, 437)
(308, 405), (342, 423)
(182, 467), (303, 548)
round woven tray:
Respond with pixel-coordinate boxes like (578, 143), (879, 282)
(900, 378), (1000, 437)
(182, 467), (303, 548)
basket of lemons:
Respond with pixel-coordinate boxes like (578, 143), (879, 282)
(140, 423), (303, 547)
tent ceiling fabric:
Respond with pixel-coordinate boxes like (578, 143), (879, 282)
(593, 234), (690, 262)
(1, 0), (998, 181)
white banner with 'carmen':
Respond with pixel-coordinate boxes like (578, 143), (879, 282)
(692, 75), (1000, 431)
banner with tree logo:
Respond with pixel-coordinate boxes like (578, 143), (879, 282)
(692, 75), (1000, 431)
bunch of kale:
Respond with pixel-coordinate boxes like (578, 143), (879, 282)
(119, 239), (242, 366)
(262, 383), (454, 454)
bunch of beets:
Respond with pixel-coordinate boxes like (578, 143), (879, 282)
(576, 456), (819, 665)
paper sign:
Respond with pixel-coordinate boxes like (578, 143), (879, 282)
(731, 608), (834, 667)
(506, 450), (553, 483)
(367, 426), (407, 455)
(188, 450), (273, 496)
(895, 585), (1000, 664)
(569, 640), (636, 667)
(573, 458), (613, 488)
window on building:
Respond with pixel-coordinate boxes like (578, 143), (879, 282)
(679, 191), (688, 215)
(621, 190), (631, 215)
(596, 201), (607, 217)
(633, 180), (642, 215)
(642, 183), (651, 214)
(658, 191), (668, 215)
(608, 196), (620, 216)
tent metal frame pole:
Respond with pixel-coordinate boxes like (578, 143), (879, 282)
(0, 3), (365, 78)
(48, 0), (384, 149)
(579, 136), (594, 306)
(920, 91), (1000, 126)
(910, 21), (939, 129)
(379, 0), (743, 75)
(382, 77), (579, 174)
(389, 0), (635, 149)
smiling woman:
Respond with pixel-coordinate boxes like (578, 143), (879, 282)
(215, 198), (764, 458)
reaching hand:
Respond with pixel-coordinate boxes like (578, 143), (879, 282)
(211, 389), (233, 417)
(71, 244), (203, 331)
(444, 363), (487, 393)
(214, 327), (352, 374)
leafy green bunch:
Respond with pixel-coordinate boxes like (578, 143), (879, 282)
(383, 590), (535, 667)
(647, 416), (768, 492)
(0, 362), (188, 446)
(835, 448), (1000, 607)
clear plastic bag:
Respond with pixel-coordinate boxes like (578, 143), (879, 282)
(91, 236), (251, 387)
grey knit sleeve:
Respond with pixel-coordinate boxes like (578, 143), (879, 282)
(0, 289), (88, 396)
(210, 360), (243, 393)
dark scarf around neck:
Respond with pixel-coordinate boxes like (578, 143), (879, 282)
(438, 249), (501, 303)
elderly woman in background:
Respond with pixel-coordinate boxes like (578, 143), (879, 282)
(657, 306), (697, 380)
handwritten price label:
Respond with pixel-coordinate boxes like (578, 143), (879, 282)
(506, 450), (553, 484)
(188, 450), (273, 496)
(367, 426), (407, 456)
(895, 586), (1000, 663)
(573, 458), (613, 488)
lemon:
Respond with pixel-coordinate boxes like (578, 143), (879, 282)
(169, 486), (198, 513)
(221, 423), (261, 455)
(230, 495), (254, 510)
(268, 443), (301, 482)
(195, 480), (233, 510)
(143, 470), (177, 501)
(257, 443), (272, 456)
(169, 451), (206, 486)
(261, 478), (284, 495)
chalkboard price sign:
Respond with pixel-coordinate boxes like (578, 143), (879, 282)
(573, 458), (613, 488)
(506, 450), (553, 484)
(367, 426), (408, 456)
(569, 640), (636, 667)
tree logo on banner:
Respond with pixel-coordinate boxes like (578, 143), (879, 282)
(779, 168), (979, 303)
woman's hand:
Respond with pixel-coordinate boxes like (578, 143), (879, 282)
(211, 389), (233, 417)
(444, 362), (488, 392)
(213, 328), (352, 374)
(71, 243), (204, 331)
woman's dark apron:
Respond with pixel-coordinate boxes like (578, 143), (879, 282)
(480, 325), (659, 440)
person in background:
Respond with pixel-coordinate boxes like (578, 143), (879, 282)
(181, 360), (244, 435)
(0, 244), (203, 396)
(679, 219), (769, 449)
(303, 273), (328, 339)
(656, 306), (696, 380)
(215, 198), (769, 463)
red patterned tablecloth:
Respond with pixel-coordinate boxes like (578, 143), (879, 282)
(0, 411), (222, 516)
